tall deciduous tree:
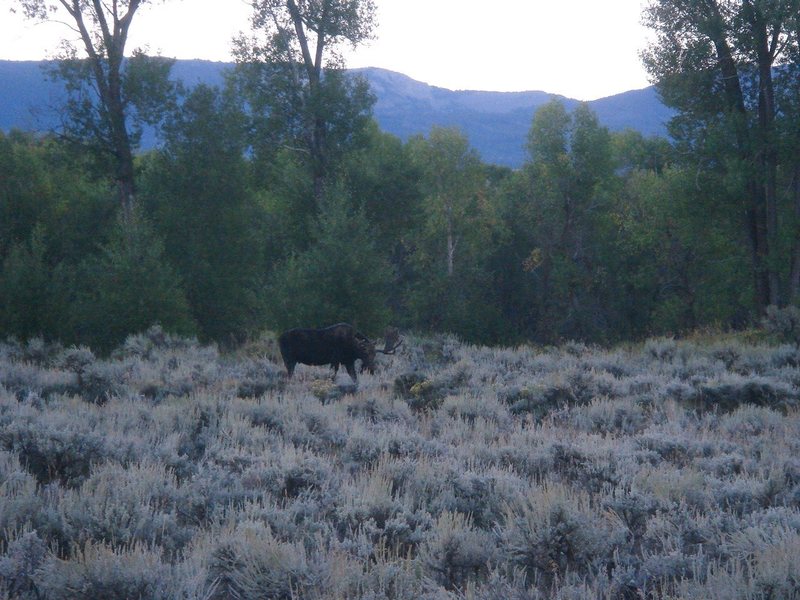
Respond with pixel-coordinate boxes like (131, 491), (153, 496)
(408, 127), (486, 278)
(139, 84), (268, 344)
(12, 0), (173, 218)
(407, 127), (504, 340)
(642, 0), (800, 309)
(234, 0), (376, 203)
(777, 34), (800, 301)
(523, 101), (615, 340)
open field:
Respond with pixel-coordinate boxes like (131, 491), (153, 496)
(1, 328), (799, 599)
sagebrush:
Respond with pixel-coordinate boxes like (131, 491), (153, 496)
(1, 330), (799, 598)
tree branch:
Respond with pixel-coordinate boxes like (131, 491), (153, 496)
(286, 0), (317, 82)
(314, 0), (329, 71)
(90, 0), (114, 55)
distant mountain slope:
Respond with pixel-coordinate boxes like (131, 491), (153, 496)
(0, 61), (63, 132)
(0, 60), (672, 168)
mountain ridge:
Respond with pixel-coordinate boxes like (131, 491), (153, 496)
(0, 59), (673, 168)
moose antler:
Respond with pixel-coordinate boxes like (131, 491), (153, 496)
(376, 326), (403, 354)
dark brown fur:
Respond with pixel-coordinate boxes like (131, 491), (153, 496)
(278, 323), (376, 382)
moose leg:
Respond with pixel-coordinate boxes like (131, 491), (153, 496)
(331, 363), (340, 379)
(285, 361), (296, 378)
(345, 362), (358, 383)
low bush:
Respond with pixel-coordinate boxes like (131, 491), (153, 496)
(207, 522), (350, 600)
(0, 530), (47, 600)
(763, 305), (800, 347)
(394, 373), (447, 412)
(500, 483), (627, 589)
(1, 415), (109, 487)
(421, 512), (497, 590)
(34, 542), (177, 600)
(0, 330), (797, 597)
(693, 374), (798, 413)
(236, 358), (285, 398)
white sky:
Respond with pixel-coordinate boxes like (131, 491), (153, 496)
(1, 0), (653, 101)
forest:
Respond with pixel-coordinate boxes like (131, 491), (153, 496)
(1, 0), (799, 351)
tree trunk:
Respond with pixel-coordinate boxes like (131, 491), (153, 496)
(708, 7), (773, 311)
(445, 203), (456, 277)
(115, 143), (136, 220)
(68, 0), (140, 219)
(287, 0), (328, 205)
(746, 194), (772, 311)
(108, 56), (136, 219)
(749, 2), (780, 305)
(790, 163), (800, 302)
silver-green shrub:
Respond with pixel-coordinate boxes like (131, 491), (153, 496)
(34, 542), (177, 600)
(0, 330), (797, 598)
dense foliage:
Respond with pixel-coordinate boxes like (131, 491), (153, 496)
(2, 0), (799, 349)
(642, 0), (800, 310)
(1, 330), (799, 598)
(0, 89), (785, 348)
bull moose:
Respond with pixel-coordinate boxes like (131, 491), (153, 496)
(278, 323), (403, 383)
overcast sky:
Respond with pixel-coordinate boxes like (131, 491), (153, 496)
(1, 0), (653, 101)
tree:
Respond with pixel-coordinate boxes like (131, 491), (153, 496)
(268, 191), (392, 334)
(0, 130), (123, 344)
(70, 211), (195, 352)
(611, 129), (674, 174)
(642, 0), (800, 309)
(408, 127), (486, 278)
(234, 0), (376, 203)
(12, 0), (174, 218)
(341, 122), (422, 246)
(521, 101), (616, 341)
(776, 42), (800, 301)
(139, 84), (268, 343)
(0, 228), (54, 339)
(0, 131), (57, 258)
(340, 123), (423, 319)
(611, 166), (751, 335)
(406, 127), (505, 340)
